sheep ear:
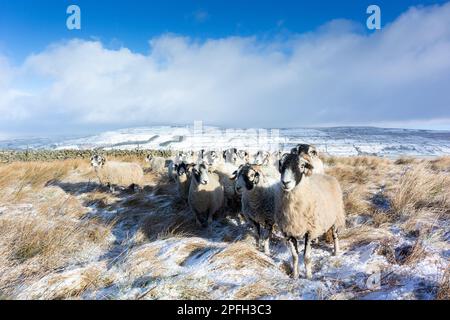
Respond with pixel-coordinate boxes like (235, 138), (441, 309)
(300, 159), (314, 176)
(254, 172), (260, 185)
(305, 162), (314, 176)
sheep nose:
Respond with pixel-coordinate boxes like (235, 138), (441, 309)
(282, 180), (290, 187)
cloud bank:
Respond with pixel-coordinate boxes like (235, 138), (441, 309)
(1, 3), (450, 136)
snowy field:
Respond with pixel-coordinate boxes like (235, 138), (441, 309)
(0, 154), (448, 300)
(1, 126), (450, 157)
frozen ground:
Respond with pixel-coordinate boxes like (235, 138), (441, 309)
(1, 126), (450, 157)
(0, 156), (448, 300)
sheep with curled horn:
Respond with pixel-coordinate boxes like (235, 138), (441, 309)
(231, 164), (278, 254)
(290, 144), (325, 174)
(91, 155), (144, 192)
(188, 163), (224, 230)
(275, 153), (345, 279)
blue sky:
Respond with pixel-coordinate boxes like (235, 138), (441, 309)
(0, 1), (450, 137)
(1, 0), (447, 63)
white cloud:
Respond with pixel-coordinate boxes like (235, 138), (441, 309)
(1, 2), (450, 136)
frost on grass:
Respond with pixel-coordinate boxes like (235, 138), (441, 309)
(0, 156), (448, 300)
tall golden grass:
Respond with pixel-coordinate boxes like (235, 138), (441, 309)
(0, 155), (448, 299)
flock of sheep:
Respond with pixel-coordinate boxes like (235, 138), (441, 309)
(89, 145), (346, 279)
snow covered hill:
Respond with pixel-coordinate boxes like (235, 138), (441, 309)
(1, 126), (450, 157)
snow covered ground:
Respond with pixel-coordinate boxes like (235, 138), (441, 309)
(1, 156), (448, 300)
(1, 126), (450, 157)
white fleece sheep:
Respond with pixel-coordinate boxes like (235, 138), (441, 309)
(232, 164), (277, 254)
(188, 163), (224, 229)
(146, 155), (167, 173)
(91, 155), (144, 192)
(212, 162), (242, 220)
(275, 153), (345, 279)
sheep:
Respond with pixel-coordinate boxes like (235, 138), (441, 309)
(290, 144), (325, 174)
(145, 154), (167, 173)
(167, 151), (196, 181)
(90, 155), (144, 192)
(253, 150), (271, 166)
(175, 151), (196, 164)
(248, 150), (281, 180)
(275, 153), (345, 279)
(213, 162), (243, 222)
(237, 150), (250, 165)
(223, 148), (238, 164)
(167, 161), (177, 181)
(231, 164), (277, 254)
(176, 162), (195, 200)
(188, 163), (224, 229)
(199, 150), (222, 166)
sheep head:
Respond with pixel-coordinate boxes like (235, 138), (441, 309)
(232, 164), (261, 194)
(192, 163), (210, 185)
(291, 144), (319, 158)
(279, 153), (314, 192)
(90, 155), (105, 167)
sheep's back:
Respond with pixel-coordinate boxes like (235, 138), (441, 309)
(99, 161), (144, 187)
(242, 185), (276, 226)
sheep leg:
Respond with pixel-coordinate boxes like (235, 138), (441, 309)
(304, 233), (312, 279)
(332, 225), (340, 255)
(287, 237), (299, 279)
(254, 221), (262, 250)
(207, 210), (214, 233)
(193, 210), (204, 228)
(262, 225), (273, 255)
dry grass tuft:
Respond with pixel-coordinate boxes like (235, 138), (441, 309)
(340, 225), (393, 248)
(141, 206), (199, 240)
(0, 160), (89, 202)
(0, 213), (110, 266)
(437, 268), (450, 300)
(428, 157), (450, 173)
(19, 262), (113, 300)
(176, 240), (215, 266)
(390, 163), (450, 215)
(125, 244), (167, 279)
(234, 280), (278, 299)
(211, 242), (275, 270)
(394, 157), (419, 166)
(395, 239), (427, 266)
